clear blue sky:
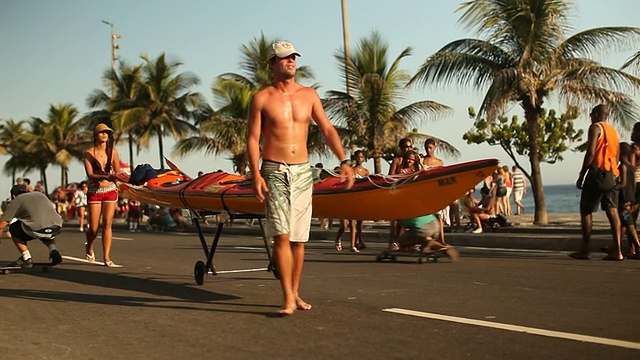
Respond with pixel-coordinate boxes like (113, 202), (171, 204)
(1, 0), (639, 198)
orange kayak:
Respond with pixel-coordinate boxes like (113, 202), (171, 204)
(119, 158), (499, 220)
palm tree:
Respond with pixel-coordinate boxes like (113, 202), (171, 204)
(86, 62), (146, 168)
(133, 53), (206, 169)
(173, 78), (252, 174)
(173, 34), (329, 174)
(27, 103), (90, 188)
(323, 31), (453, 173)
(0, 119), (29, 184)
(409, 0), (640, 224)
(217, 33), (316, 91)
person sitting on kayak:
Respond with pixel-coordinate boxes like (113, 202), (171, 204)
(397, 214), (459, 261)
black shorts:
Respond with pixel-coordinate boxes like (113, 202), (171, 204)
(9, 221), (37, 242)
(580, 182), (618, 215)
(9, 221), (60, 242)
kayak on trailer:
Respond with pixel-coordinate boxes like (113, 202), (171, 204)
(118, 158), (499, 221)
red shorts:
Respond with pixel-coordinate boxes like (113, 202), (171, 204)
(87, 186), (118, 204)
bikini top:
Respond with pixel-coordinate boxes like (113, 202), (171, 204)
(87, 151), (112, 175)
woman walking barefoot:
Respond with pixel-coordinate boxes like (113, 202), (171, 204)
(84, 123), (121, 267)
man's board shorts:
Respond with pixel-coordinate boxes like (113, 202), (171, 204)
(87, 184), (118, 204)
(9, 220), (61, 242)
(398, 214), (440, 246)
(580, 169), (618, 214)
(261, 160), (313, 242)
(513, 189), (524, 202)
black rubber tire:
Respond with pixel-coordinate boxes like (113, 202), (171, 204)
(194, 260), (206, 285)
(268, 261), (280, 280)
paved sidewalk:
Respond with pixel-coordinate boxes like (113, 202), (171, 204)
(61, 212), (620, 253)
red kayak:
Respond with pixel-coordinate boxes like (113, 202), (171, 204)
(119, 158), (499, 220)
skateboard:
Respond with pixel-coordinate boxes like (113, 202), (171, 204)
(375, 250), (439, 264)
(0, 262), (54, 274)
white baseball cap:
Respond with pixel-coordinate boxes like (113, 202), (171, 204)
(268, 41), (301, 60)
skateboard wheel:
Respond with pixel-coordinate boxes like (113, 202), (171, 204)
(194, 260), (206, 285)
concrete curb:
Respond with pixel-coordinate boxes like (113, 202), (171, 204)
(62, 219), (614, 253)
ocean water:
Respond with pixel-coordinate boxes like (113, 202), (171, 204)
(518, 184), (580, 214)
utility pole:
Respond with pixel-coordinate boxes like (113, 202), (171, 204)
(341, 0), (351, 95)
(101, 20), (121, 97)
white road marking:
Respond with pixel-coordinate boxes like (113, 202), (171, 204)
(382, 308), (640, 350)
(456, 246), (556, 253)
(216, 267), (268, 274)
(235, 246), (263, 251)
(96, 236), (133, 241)
(61, 255), (123, 268)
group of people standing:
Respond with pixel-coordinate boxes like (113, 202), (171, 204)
(573, 104), (640, 261)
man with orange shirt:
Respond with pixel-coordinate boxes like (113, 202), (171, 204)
(573, 104), (622, 260)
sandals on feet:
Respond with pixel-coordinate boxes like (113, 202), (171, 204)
(104, 260), (118, 267)
(334, 242), (343, 251)
(85, 253), (95, 262)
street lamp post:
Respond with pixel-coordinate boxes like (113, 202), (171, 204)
(341, 0), (351, 96)
(101, 20), (121, 97)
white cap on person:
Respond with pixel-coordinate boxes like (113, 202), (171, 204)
(268, 41), (301, 60)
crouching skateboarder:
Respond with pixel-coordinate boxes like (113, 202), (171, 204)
(398, 214), (459, 261)
(0, 184), (63, 268)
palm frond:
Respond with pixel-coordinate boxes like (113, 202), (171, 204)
(622, 50), (640, 75)
(557, 27), (640, 60)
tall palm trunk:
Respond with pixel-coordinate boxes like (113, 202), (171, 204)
(158, 128), (165, 170)
(524, 103), (548, 225)
(128, 133), (134, 170)
(374, 156), (382, 174)
(40, 168), (48, 194)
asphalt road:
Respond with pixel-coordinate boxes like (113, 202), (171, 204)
(0, 228), (638, 360)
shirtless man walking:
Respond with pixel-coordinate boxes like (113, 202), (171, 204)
(247, 41), (354, 315)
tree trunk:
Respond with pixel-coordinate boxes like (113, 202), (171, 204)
(128, 133), (134, 170)
(374, 156), (382, 174)
(41, 168), (48, 195)
(158, 129), (165, 170)
(524, 104), (548, 225)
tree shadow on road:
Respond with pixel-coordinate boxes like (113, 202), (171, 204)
(0, 288), (283, 317)
(0, 267), (284, 317)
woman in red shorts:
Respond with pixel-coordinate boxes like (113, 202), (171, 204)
(83, 123), (121, 267)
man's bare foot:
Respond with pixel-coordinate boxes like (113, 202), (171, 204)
(279, 305), (296, 316)
(296, 297), (312, 310)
